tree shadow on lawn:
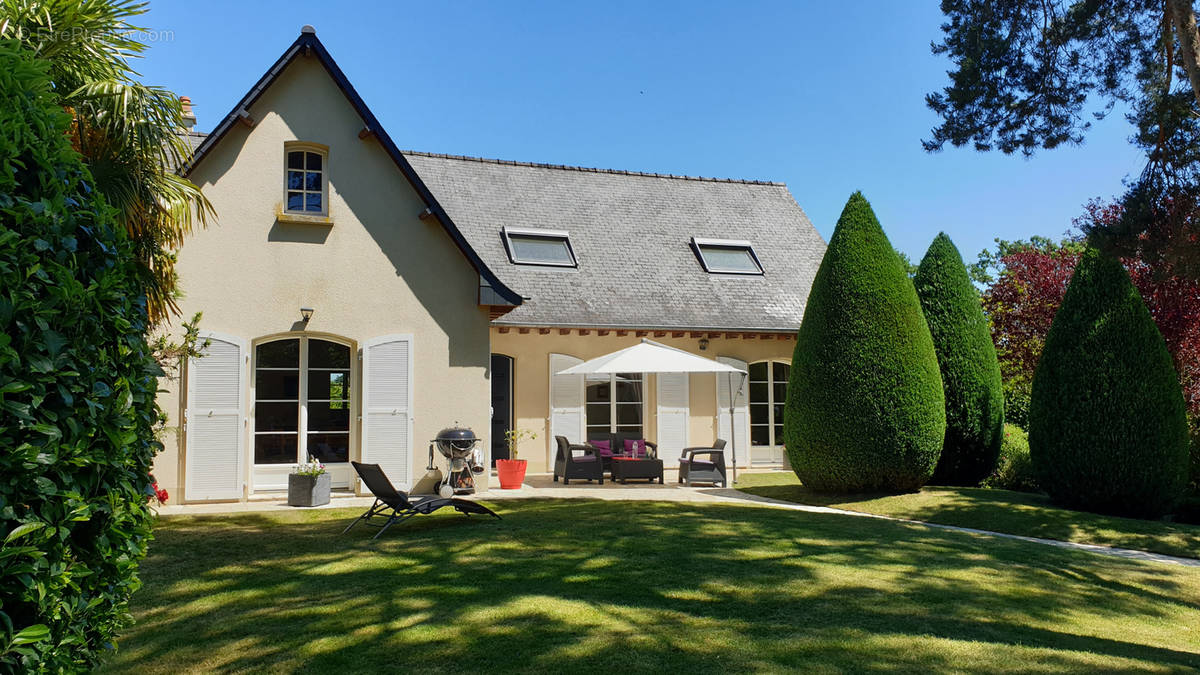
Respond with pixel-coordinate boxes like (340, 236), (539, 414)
(103, 499), (1200, 673)
(736, 479), (1200, 560)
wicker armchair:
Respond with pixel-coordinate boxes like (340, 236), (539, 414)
(678, 439), (727, 487)
(553, 436), (604, 485)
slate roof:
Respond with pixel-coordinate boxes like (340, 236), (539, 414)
(404, 151), (826, 331)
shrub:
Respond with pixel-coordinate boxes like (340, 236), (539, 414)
(914, 233), (1005, 486)
(784, 192), (945, 492)
(983, 424), (1039, 493)
(1029, 248), (1190, 518)
(0, 44), (161, 669)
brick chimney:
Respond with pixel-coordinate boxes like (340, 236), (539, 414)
(180, 96), (197, 131)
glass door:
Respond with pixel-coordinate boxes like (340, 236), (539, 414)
(749, 361), (789, 465)
(252, 337), (353, 490)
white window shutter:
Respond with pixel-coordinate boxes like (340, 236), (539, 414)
(185, 333), (247, 501)
(549, 353), (584, 443)
(362, 335), (414, 490)
(656, 373), (689, 457)
(717, 356), (749, 465)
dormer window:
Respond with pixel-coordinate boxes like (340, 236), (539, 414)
(502, 227), (577, 267)
(285, 143), (327, 215)
(691, 237), (764, 275)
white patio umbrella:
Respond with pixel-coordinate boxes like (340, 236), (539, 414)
(556, 339), (748, 483)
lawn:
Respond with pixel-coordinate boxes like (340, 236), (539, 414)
(103, 499), (1199, 673)
(734, 472), (1200, 560)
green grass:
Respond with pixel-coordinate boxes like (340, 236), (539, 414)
(735, 472), (1200, 560)
(103, 499), (1200, 673)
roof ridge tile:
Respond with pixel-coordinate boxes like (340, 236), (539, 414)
(402, 149), (786, 186)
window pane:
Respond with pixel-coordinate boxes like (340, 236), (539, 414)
(287, 151), (304, 169)
(509, 235), (574, 265)
(615, 404), (642, 425)
(585, 381), (609, 403)
(308, 402), (350, 432)
(257, 340), (299, 368)
(774, 382), (787, 402)
(305, 193), (322, 212)
(749, 382), (769, 404)
(307, 433), (348, 463)
(773, 362), (790, 381)
(586, 402), (610, 427)
(750, 404), (769, 425)
(774, 424), (785, 444)
(749, 362), (768, 381)
(287, 170), (304, 190)
(255, 433), (297, 464)
(305, 171), (321, 191)
(307, 370), (349, 401)
(309, 340), (351, 368)
(615, 425), (642, 435)
(614, 374), (642, 403)
(699, 245), (761, 273)
(306, 152), (322, 171)
(750, 425), (770, 446)
(287, 192), (304, 211)
(774, 403), (785, 423)
(256, 369), (299, 400)
(255, 402), (298, 432)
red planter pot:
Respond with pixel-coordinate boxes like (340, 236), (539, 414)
(496, 459), (527, 489)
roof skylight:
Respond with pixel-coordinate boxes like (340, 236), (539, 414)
(691, 237), (764, 275)
(502, 227), (577, 267)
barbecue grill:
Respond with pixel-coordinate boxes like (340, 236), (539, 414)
(429, 426), (485, 497)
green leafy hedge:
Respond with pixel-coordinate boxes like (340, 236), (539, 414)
(0, 43), (162, 669)
(914, 233), (1004, 486)
(983, 424), (1039, 493)
(1029, 248), (1190, 518)
(784, 192), (945, 492)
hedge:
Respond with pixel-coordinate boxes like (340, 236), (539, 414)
(0, 43), (162, 669)
(784, 192), (945, 492)
(982, 424), (1039, 493)
(914, 233), (1004, 486)
(1029, 247), (1190, 518)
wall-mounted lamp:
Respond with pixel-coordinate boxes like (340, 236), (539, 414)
(698, 337), (709, 351)
(300, 307), (314, 323)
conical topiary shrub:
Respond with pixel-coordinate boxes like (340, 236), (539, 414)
(784, 192), (945, 492)
(1029, 247), (1190, 518)
(914, 233), (1004, 486)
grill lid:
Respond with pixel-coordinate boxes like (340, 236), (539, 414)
(435, 427), (478, 442)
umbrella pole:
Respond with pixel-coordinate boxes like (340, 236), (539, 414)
(727, 374), (736, 485)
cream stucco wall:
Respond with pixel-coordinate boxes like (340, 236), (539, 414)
(491, 330), (796, 473)
(155, 55), (492, 501)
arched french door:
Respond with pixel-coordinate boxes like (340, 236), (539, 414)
(748, 360), (789, 465)
(251, 335), (355, 490)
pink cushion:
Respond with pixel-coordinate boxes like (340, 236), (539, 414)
(623, 439), (649, 457)
(591, 440), (611, 456)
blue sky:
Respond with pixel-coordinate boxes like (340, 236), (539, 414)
(137, 1), (1146, 264)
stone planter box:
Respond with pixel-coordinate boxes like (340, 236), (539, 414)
(288, 472), (331, 507)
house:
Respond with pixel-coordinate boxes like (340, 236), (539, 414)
(155, 26), (825, 503)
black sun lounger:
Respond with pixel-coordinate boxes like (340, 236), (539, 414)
(343, 461), (500, 539)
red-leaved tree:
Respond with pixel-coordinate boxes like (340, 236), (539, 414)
(973, 221), (1200, 461)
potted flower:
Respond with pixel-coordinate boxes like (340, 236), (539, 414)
(496, 428), (535, 489)
(288, 455), (330, 507)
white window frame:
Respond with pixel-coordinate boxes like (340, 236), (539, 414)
(502, 226), (578, 267)
(748, 359), (789, 461)
(250, 333), (355, 490)
(691, 237), (764, 275)
(284, 142), (329, 217)
(585, 372), (647, 437)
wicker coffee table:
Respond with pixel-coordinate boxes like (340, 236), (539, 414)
(610, 457), (664, 484)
